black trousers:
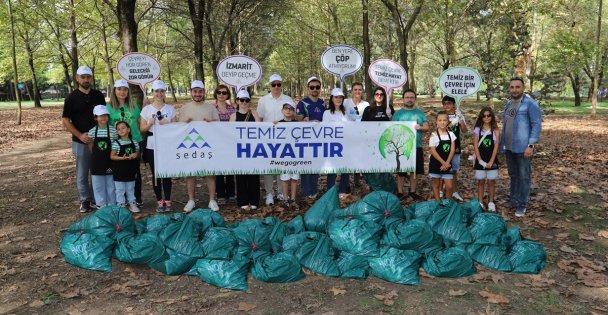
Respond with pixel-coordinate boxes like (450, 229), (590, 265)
(235, 175), (260, 207)
(144, 149), (172, 201)
(216, 175), (235, 199)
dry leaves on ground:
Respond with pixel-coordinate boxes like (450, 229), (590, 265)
(329, 287), (346, 296)
(448, 289), (468, 296)
(237, 302), (257, 312)
(374, 290), (398, 305)
(558, 257), (608, 287)
(598, 230), (608, 239)
(559, 245), (578, 254)
(478, 289), (510, 304)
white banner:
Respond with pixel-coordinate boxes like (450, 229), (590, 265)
(153, 121), (417, 178)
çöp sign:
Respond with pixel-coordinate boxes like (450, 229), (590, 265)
(438, 67), (482, 106)
(321, 45), (363, 82)
(216, 55), (262, 92)
(117, 53), (162, 91)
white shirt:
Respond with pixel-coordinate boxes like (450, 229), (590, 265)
(322, 109), (352, 122)
(141, 104), (176, 150)
(429, 131), (457, 147)
(344, 98), (370, 121)
(256, 93), (294, 122)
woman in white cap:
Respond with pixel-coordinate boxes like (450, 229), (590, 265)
(139, 80), (177, 212)
(322, 88), (353, 198)
(230, 89), (260, 210)
(107, 79), (144, 207)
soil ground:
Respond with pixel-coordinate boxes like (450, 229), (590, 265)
(0, 101), (607, 315)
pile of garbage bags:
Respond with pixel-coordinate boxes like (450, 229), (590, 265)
(61, 186), (546, 291)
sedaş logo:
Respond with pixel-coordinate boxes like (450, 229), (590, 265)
(175, 128), (213, 159)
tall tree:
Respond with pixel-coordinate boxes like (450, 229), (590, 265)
(8, 0), (22, 124)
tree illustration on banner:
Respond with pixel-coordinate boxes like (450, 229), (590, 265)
(378, 124), (415, 172)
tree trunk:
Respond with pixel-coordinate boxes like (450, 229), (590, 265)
(69, 0), (79, 88)
(362, 0), (372, 100)
(8, 0), (22, 124)
(24, 39), (42, 107)
(97, 3), (115, 94)
(115, 0), (143, 107)
(188, 0), (206, 81)
(591, 0), (603, 117)
(569, 73), (581, 107)
(60, 51), (73, 93)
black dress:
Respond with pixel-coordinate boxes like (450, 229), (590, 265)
(235, 111), (260, 207)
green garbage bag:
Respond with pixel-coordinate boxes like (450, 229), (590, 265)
(286, 215), (305, 235)
(427, 200), (473, 245)
(337, 251), (369, 279)
(114, 232), (167, 264)
(295, 233), (340, 277)
(303, 186), (339, 233)
(60, 231), (114, 272)
(422, 246), (476, 278)
(404, 200), (439, 221)
(149, 248), (200, 275)
(158, 215), (205, 257)
(369, 247), (422, 286)
(188, 209), (225, 237)
(232, 219), (273, 258)
(503, 226), (522, 251)
(201, 227), (238, 260)
(381, 219), (443, 254)
(333, 191), (403, 224)
(282, 231), (324, 253)
(508, 240), (546, 274)
(328, 219), (382, 257)
(251, 251), (305, 283)
(363, 173), (396, 193)
(135, 214), (171, 235)
(469, 213), (507, 245)
(466, 244), (512, 272)
(191, 254), (250, 291)
(68, 205), (135, 241)
(461, 199), (483, 225)
(265, 217), (286, 253)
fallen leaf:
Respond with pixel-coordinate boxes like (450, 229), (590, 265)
(559, 245), (577, 254)
(479, 289), (510, 304)
(238, 302), (257, 312)
(43, 253), (58, 260)
(60, 288), (81, 299)
(579, 234), (596, 241)
(329, 287), (346, 296)
(29, 300), (44, 308)
(18, 198), (27, 203)
(449, 289), (467, 296)
(491, 274), (505, 284)
(556, 233), (569, 239)
(383, 298), (394, 306)
(598, 230), (608, 239)
(374, 290), (398, 306)
(366, 283), (386, 291)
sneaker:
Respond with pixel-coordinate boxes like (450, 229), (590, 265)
(515, 206), (527, 217)
(250, 205), (257, 210)
(136, 200), (144, 208)
(452, 192), (464, 202)
(228, 196), (237, 202)
(282, 198), (291, 208)
(265, 193), (274, 206)
(217, 197), (227, 205)
(240, 205), (250, 210)
(306, 194), (317, 200)
(129, 203), (141, 213)
(90, 200), (99, 209)
(164, 200), (173, 211)
(488, 202), (496, 213)
(156, 200), (166, 212)
(183, 200), (196, 213)
(479, 202), (486, 211)
(277, 192), (285, 201)
(208, 200), (220, 212)
(439, 191), (444, 198)
(79, 200), (91, 213)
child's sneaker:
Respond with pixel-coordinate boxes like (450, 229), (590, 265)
(156, 200), (166, 212)
(452, 192), (464, 202)
(183, 200), (196, 213)
(217, 197), (227, 205)
(488, 202), (496, 213)
(250, 205), (257, 210)
(208, 200), (220, 212)
(282, 198), (291, 208)
(79, 200), (91, 213)
(479, 202), (486, 211)
(515, 206), (527, 217)
(265, 193), (274, 206)
(164, 200), (173, 211)
(129, 203), (141, 213)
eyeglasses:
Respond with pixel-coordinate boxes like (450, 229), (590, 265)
(271, 83), (282, 88)
(374, 93), (384, 97)
(238, 98), (251, 103)
(283, 106), (294, 111)
(216, 91), (228, 95)
(309, 85), (321, 90)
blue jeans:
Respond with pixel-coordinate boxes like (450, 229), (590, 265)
(71, 142), (93, 202)
(301, 174), (319, 197)
(115, 181), (136, 206)
(92, 175), (116, 207)
(326, 174), (350, 194)
(505, 151), (531, 207)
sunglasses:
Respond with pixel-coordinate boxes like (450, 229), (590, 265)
(216, 91), (228, 95)
(483, 114), (492, 118)
(238, 98), (251, 103)
(283, 106), (294, 111)
(271, 83), (282, 88)
(309, 85), (321, 90)
(374, 93), (384, 97)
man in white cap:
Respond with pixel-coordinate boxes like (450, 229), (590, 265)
(296, 76), (325, 200)
(62, 66), (106, 212)
(256, 74), (294, 205)
(179, 80), (221, 212)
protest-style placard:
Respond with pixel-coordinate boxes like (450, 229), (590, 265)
(216, 55), (262, 92)
(438, 67), (482, 106)
(321, 45), (363, 85)
(116, 53), (162, 91)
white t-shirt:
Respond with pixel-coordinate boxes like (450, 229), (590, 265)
(344, 98), (370, 121)
(429, 131), (457, 147)
(256, 93), (294, 122)
(141, 104), (176, 150)
(322, 110), (351, 122)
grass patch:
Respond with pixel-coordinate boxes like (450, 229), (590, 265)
(541, 100), (608, 116)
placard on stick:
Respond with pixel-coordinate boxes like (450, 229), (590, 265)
(321, 45), (363, 86)
(368, 59), (408, 100)
(117, 53), (162, 91)
(438, 67), (482, 107)
(216, 55), (262, 93)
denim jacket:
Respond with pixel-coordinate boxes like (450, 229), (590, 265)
(500, 95), (542, 153)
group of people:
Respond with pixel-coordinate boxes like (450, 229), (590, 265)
(62, 66), (541, 218)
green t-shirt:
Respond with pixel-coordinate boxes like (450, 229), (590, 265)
(106, 103), (143, 142)
(392, 108), (427, 148)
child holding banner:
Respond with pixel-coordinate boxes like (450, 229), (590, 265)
(230, 90), (261, 210)
(278, 100), (299, 210)
(473, 107), (500, 212)
(428, 111), (457, 200)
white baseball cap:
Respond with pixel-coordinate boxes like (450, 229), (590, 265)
(191, 80), (205, 90)
(114, 79), (129, 88)
(76, 66), (93, 76)
(307, 76), (320, 85)
(151, 80), (166, 91)
(93, 105), (109, 116)
(269, 74), (282, 83)
(282, 98), (296, 109)
(331, 87), (344, 97)
(236, 90), (250, 99)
